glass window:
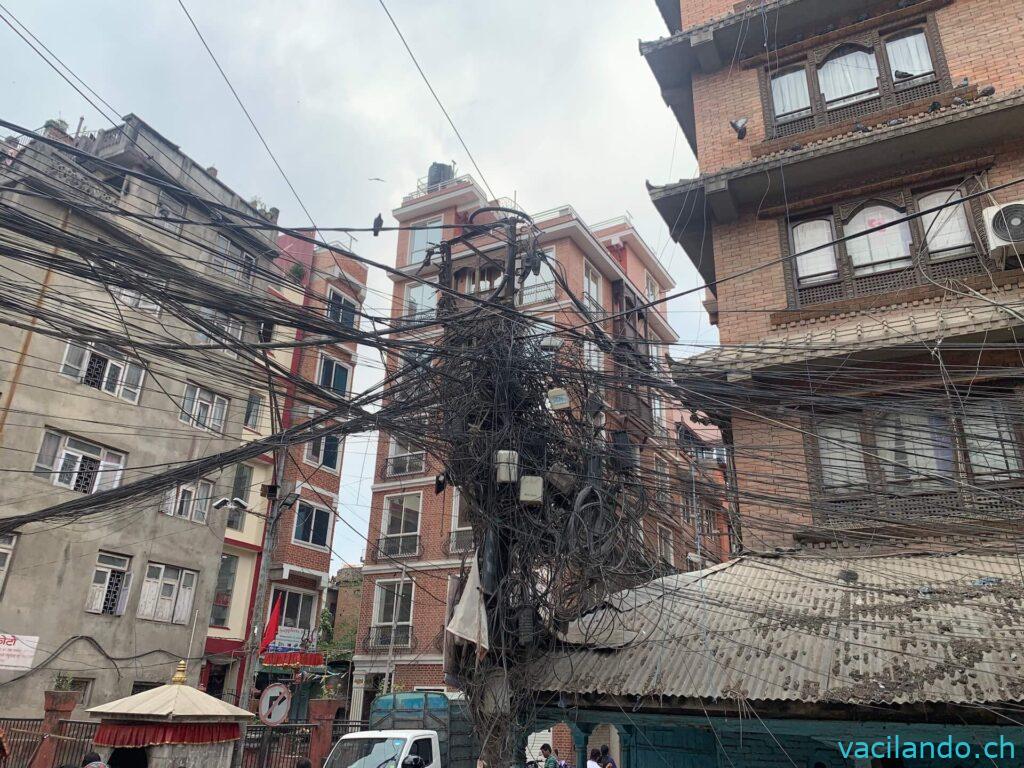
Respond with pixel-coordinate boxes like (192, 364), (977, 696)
(845, 205), (913, 275)
(886, 30), (934, 85)
(771, 68), (812, 119)
(34, 431), (125, 494)
(410, 219), (443, 260)
(0, 534), (15, 595)
(294, 501), (331, 547)
(162, 480), (213, 524)
(645, 273), (658, 303)
(584, 340), (603, 372)
(213, 236), (256, 286)
(817, 422), (867, 490)
(962, 401), (1021, 480)
(327, 289), (357, 328)
(518, 251), (556, 305)
(319, 357), (349, 394)
(307, 431), (341, 471)
(209, 553), (239, 627)
(375, 580), (413, 625)
(819, 45), (879, 107)
(876, 412), (954, 485)
(918, 189), (973, 258)
(59, 343), (146, 404)
(244, 391), (262, 430)
(86, 551), (132, 616)
(180, 384), (228, 432)
(273, 587), (315, 630)
(409, 738), (434, 766)
(791, 219), (839, 284)
(584, 262), (601, 310)
(657, 526), (674, 565)
(406, 282), (437, 320)
(385, 494), (420, 536)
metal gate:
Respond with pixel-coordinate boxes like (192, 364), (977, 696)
(240, 724), (313, 768)
(48, 720), (99, 768)
(0, 719), (44, 768)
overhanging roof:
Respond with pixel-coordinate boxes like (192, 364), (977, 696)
(527, 550), (1024, 705)
(648, 90), (1024, 290)
(654, 0), (681, 33)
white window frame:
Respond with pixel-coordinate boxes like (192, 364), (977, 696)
(917, 188), (974, 261)
(243, 391), (263, 430)
(409, 218), (443, 260)
(371, 578), (414, 642)
(583, 261), (602, 312)
(380, 492), (421, 557)
(645, 272), (658, 303)
(327, 287), (358, 329)
(318, 355), (351, 396)
(155, 190), (186, 233)
(197, 308), (243, 358)
(209, 552), (239, 628)
(115, 286), (160, 314)
(583, 340), (603, 372)
(405, 280), (438, 321)
(180, 383), (229, 433)
(34, 431), (125, 494)
(304, 408), (341, 473)
(387, 437), (425, 477)
(657, 525), (675, 566)
(213, 235), (257, 286)
(517, 248), (556, 306)
(0, 534), (17, 596)
(272, 586), (318, 631)
(136, 562), (197, 624)
(85, 551), (133, 616)
(161, 479), (214, 524)
(60, 342), (146, 404)
(292, 500), (333, 550)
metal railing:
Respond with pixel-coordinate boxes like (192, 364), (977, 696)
(0, 718), (43, 768)
(373, 533), (420, 560)
(330, 720), (369, 745)
(241, 724), (313, 768)
(444, 528), (474, 555)
(363, 625), (414, 650)
(516, 281), (555, 306)
(48, 720), (99, 768)
(384, 453), (426, 477)
(402, 174), (474, 203)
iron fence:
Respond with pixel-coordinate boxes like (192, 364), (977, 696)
(241, 724), (313, 768)
(0, 718), (43, 768)
(329, 720), (368, 746)
(48, 720), (98, 768)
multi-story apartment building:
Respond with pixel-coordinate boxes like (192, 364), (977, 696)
(202, 232), (366, 712)
(644, 0), (1024, 548)
(0, 115), (279, 714)
(348, 168), (729, 720)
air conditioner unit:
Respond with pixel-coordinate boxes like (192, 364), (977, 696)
(983, 202), (1024, 268)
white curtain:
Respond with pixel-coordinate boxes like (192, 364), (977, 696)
(876, 413), (954, 483)
(962, 401), (1021, 478)
(919, 189), (972, 255)
(886, 31), (933, 78)
(846, 205), (913, 274)
(792, 219), (838, 283)
(819, 47), (878, 105)
(817, 422), (867, 489)
(771, 69), (811, 117)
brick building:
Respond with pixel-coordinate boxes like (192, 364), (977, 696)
(201, 233), (367, 711)
(643, 0), (1024, 549)
(347, 168), (730, 728)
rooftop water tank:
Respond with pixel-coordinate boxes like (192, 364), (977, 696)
(427, 162), (455, 189)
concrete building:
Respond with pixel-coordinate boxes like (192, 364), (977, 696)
(201, 232), (367, 712)
(347, 169), (730, 723)
(0, 115), (279, 714)
(645, 0), (1024, 551)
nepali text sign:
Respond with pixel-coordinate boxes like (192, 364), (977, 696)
(0, 633), (38, 670)
(266, 626), (316, 653)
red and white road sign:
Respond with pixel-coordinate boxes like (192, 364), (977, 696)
(258, 682), (291, 726)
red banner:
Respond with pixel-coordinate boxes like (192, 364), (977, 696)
(260, 651), (325, 668)
(94, 722), (241, 747)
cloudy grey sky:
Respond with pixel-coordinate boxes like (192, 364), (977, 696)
(3, 0), (710, 567)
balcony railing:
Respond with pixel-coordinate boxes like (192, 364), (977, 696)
(444, 528), (474, 556)
(363, 625), (414, 650)
(385, 453), (426, 478)
(372, 533), (420, 562)
(516, 281), (556, 306)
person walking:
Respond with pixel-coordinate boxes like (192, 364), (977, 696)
(599, 745), (617, 768)
(540, 743), (558, 768)
(586, 748), (602, 768)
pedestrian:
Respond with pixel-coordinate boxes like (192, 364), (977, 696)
(599, 745), (617, 768)
(297, 760), (312, 768)
(81, 752), (108, 768)
(554, 748), (569, 768)
(540, 743), (558, 768)
(586, 748), (602, 768)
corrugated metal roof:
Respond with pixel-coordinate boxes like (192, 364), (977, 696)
(531, 552), (1024, 705)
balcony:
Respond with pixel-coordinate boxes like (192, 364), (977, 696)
(516, 281), (556, 306)
(371, 533), (420, 562)
(363, 625), (414, 650)
(384, 453), (426, 478)
(443, 529), (474, 556)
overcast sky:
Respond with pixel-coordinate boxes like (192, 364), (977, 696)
(4, 0), (710, 568)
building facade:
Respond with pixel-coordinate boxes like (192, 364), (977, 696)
(348, 169), (730, 720)
(645, 0), (1024, 548)
(0, 115), (279, 714)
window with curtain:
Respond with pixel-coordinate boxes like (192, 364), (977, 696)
(845, 204), (913, 275)
(885, 30), (934, 85)
(818, 46), (879, 107)
(961, 401), (1021, 480)
(875, 412), (954, 485)
(918, 189), (973, 259)
(791, 218), (839, 284)
(770, 68), (811, 119)
(816, 422), (867, 490)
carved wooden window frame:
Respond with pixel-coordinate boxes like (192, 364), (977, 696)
(758, 14), (951, 140)
(780, 175), (995, 309)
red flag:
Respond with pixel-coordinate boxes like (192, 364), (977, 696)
(259, 594), (283, 655)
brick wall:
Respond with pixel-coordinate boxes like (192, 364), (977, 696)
(681, 0), (741, 29)
(692, 67), (764, 176)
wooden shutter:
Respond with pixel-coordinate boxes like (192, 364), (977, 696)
(173, 572), (196, 625)
(137, 568), (161, 619)
(61, 343), (88, 378)
(161, 488), (176, 516)
(114, 571), (133, 616)
(85, 569), (108, 614)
